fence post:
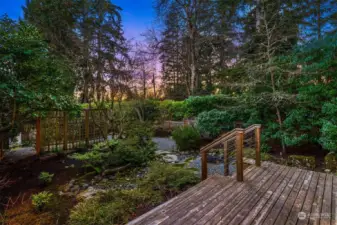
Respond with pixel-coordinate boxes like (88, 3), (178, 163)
(36, 117), (41, 156)
(255, 126), (261, 167)
(85, 109), (89, 147)
(63, 112), (68, 151)
(201, 151), (208, 181)
(224, 141), (229, 176)
(236, 129), (244, 182)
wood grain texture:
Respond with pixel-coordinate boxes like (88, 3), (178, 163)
(127, 162), (337, 225)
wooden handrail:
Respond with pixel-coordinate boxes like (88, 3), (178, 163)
(201, 124), (261, 181)
(200, 124), (261, 153)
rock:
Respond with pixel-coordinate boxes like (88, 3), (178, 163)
(162, 154), (179, 163)
(69, 179), (75, 186)
(101, 178), (108, 183)
(77, 187), (104, 200)
(155, 150), (172, 155)
(207, 155), (223, 164)
(82, 183), (89, 189)
(324, 169), (331, 173)
(71, 185), (80, 194)
(64, 185), (71, 192)
(108, 175), (115, 180)
(243, 158), (255, 165)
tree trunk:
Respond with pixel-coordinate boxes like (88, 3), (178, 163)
(143, 70), (146, 99)
(152, 73), (156, 98)
(276, 106), (286, 155)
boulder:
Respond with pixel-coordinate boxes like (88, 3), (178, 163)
(162, 154), (179, 163)
(76, 187), (105, 200)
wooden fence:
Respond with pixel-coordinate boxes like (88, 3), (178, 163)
(36, 109), (110, 155)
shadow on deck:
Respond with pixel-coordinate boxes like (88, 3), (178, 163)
(128, 162), (336, 225)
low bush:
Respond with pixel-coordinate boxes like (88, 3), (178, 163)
(69, 188), (161, 225)
(324, 152), (337, 172)
(38, 172), (54, 185)
(172, 126), (201, 151)
(142, 162), (199, 194)
(69, 162), (198, 225)
(31, 191), (53, 211)
(196, 109), (235, 138)
(287, 155), (316, 170)
(106, 138), (156, 167)
(71, 137), (156, 173)
(243, 148), (272, 161)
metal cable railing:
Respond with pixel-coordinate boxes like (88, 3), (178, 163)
(200, 124), (261, 181)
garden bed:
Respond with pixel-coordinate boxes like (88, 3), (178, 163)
(0, 153), (86, 224)
(0, 148), (200, 224)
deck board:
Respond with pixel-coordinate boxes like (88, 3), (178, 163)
(128, 162), (337, 225)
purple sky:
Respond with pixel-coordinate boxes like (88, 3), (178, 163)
(0, 0), (156, 41)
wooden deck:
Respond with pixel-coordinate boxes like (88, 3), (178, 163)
(128, 162), (337, 225)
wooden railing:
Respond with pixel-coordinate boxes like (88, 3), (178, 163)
(200, 124), (261, 181)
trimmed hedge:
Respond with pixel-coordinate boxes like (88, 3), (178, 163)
(196, 109), (234, 138)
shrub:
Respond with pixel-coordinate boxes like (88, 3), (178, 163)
(287, 155), (316, 170)
(69, 188), (161, 225)
(196, 109), (235, 138)
(92, 139), (119, 151)
(31, 191), (53, 211)
(185, 95), (239, 117)
(69, 163), (199, 225)
(142, 162), (199, 194)
(172, 126), (201, 151)
(320, 121), (337, 152)
(324, 152), (337, 172)
(107, 138), (156, 167)
(159, 100), (188, 120)
(71, 137), (155, 173)
(71, 150), (104, 173)
(243, 148), (272, 161)
(132, 99), (161, 122)
(38, 172), (54, 185)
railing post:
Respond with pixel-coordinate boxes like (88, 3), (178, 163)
(63, 112), (68, 151)
(224, 141), (229, 176)
(255, 125), (261, 167)
(201, 151), (208, 180)
(236, 129), (244, 182)
(85, 109), (89, 147)
(36, 117), (41, 156)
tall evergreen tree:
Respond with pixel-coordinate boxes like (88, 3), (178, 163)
(24, 0), (130, 103)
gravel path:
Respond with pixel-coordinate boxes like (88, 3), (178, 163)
(3, 147), (36, 163)
(152, 137), (235, 176)
(152, 137), (177, 151)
